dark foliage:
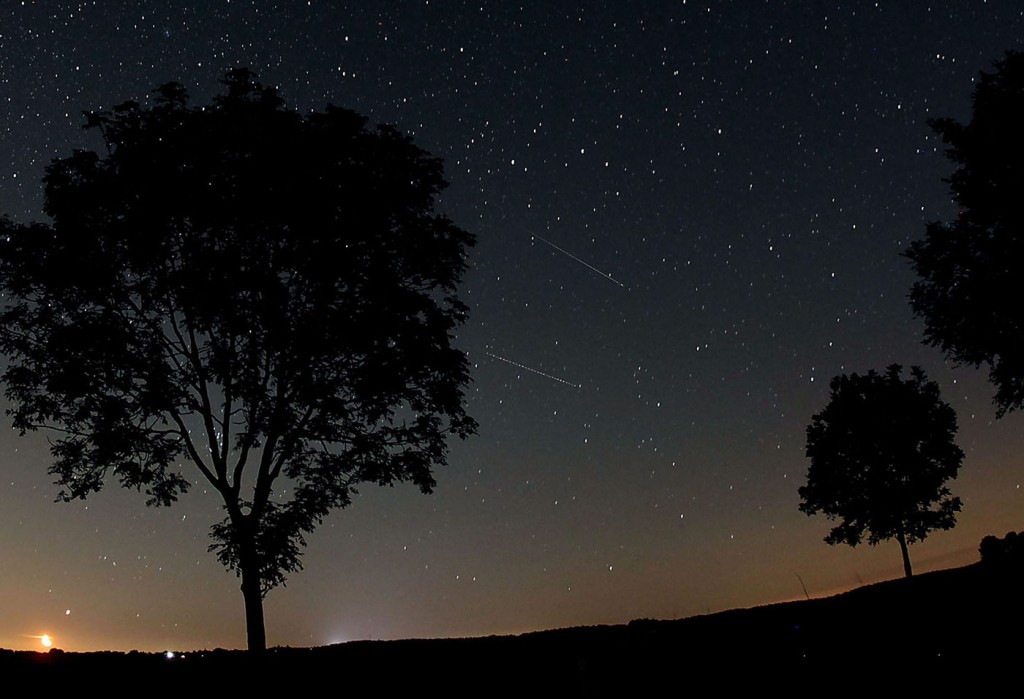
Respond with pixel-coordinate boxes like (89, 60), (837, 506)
(799, 365), (964, 576)
(980, 530), (1024, 568)
(906, 51), (1024, 416)
(0, 69), (477, 649)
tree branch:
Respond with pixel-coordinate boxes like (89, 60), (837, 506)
(166, 408), (220, 490)
(185, 322), (226, 481)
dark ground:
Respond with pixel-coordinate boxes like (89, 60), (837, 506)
(4, 553), (1020, 694)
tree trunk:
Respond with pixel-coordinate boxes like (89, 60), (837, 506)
(896, 530), (913, 578)
(237, 528), (267, 652)
(241, 564), (268, 650)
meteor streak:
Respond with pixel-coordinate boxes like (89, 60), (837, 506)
(531, 234), (626, 288)
(485, 351), (582, 389)
(25, 633), (53, 648)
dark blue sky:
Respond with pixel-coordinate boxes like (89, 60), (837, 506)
(1, 1), (1022, 651)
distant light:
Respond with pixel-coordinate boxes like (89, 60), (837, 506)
(40, 634), (53, 648)
(165, 651), (175, 660)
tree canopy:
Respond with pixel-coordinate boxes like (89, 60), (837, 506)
(0, 69), (477, 650)
(906, 50), (1024, 416)
(799, 365), (964, 578)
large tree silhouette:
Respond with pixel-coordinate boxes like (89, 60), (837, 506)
(0, 69), (477, 651)
(906, 50), (1024, 416)
(799, 365), (963, 578)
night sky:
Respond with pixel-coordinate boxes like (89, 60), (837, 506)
(2, 1), (1023, 652)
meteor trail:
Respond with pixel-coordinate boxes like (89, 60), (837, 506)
(485, 351), (582, 389)
(531, 234), (626, 288)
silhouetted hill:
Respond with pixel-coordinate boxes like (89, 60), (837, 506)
(4, 557), (1020, 693)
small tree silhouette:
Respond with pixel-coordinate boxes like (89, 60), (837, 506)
(799, 365), (964, 578)
(0, 69), (477, 651)
(906, 51), (1024, 415)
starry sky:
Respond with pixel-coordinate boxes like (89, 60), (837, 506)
(1, 1), (1023, 653)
